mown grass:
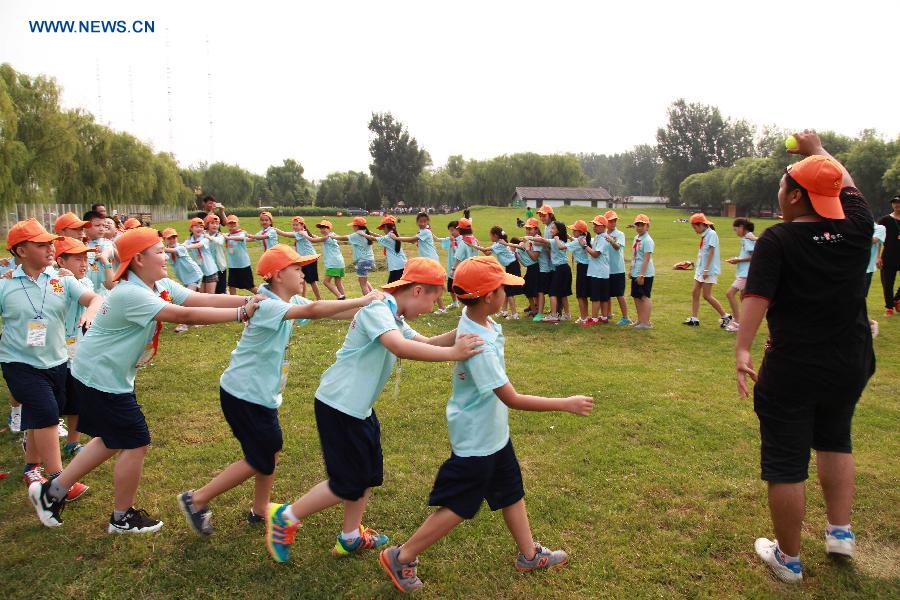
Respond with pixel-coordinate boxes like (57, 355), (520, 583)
(1, 207), (897, 599)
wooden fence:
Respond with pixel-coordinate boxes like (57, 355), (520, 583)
(1, 203), (189, 236)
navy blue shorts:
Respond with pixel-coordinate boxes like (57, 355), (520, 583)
(447, 276), (454, 293)
(228, 266), (255, 291)
(523, 264), (540, 298)
(220, 387), (283, 475)
(539, 270), (553, 294)
(74, 377), (150, 449)
(575, 262), (590, 298)
(301, 261), (319, 284)
(630, 276), (654, 298)
(1, 361), (67, 429)
(588, 276), (610, 302)
(428, 439), (525, 519)
(550, 263), (572, 298)
(315, 398), (383, 501)
(388, 269), (404, 284)
(64, 367), (80, 416)
(609, 272), (626, 297)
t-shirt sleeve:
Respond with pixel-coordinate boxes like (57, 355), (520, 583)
(400, 320), (418, 340)
(250, 297), (291, 330)
(376, 236), (393, 250)
(466, 346), (509, 396)
(644, 237), (655, 254)
(440, 238), (451, 250)
(124, 285), (169, 327)
(874, 224), (886, 243)
(161, 278), (191, 305)
(839, 187), (874, 230)
(357, 302), (400, 341)
(744, 229), (782, 301)
(708, 231), (718, 247)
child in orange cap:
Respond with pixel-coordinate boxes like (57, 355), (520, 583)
(604, 210), (632, 325)
(184, 217), (220, 294)
(513, 218), (542, 317)
(178, 245), (384, 535)
(328, 217), (376, 295)
(583, 215), (611, 325)
(203, 214), (228, 294)
(54, 212), (91, 240)
(274, 216), (321, 300)
(567, 220), (592, 324)
(28, 227), (263, 533)
(3, 221), (101, 503)
(223, 215), (259, 296)
(736, 131), (876, 583)
(81, 210), (116, 297)
(683, 213), (731, 328)
(470, 226), (524, 319)
(387, 212), (447, 313)
(379, 256), (593, 592)
(265, 257), (483, 564)
(248, 211), (279, 251)
(303, 220), (347, 300)
(359, 215), (408, 283)
(630, 214), (655, 329)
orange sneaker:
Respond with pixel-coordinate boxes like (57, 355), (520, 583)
(65, 481), (89, 503)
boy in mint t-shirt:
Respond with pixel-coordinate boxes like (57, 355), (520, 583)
(265, 257), (483, 564)
(178, 245), (381, 535)
(379, 256), (593, 593)
(630, 215), (655, 329)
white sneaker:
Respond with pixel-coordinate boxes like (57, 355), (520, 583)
(725, 320), (740, 333)
(510, 314), (520, 320)
(500, 311), (508, 318)
(174, 324), (189, 333)
(560, 314), (570, 321)
(8, 407), (21, 433)
(57, 419), (68, 438)
(754, 538), (802, 583)
(825, 528), (856, 559)
(447, 302), (458, 310)
(574, 317), (586, 325)
(633, 322), (653, 330)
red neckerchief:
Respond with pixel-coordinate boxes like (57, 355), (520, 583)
(189, 235), (205, 260)
(261, 227), (272, 251)
(226, 229), (243, 250)
(632, 235), (641, 260)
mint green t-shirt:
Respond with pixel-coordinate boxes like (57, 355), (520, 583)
(315, 294), (418, 419)
(416, 228), (439, 261)
(378, 236), (408, 272)
(446, 311), (510, 457)
(169, 244), (203, 286)
(219, 285), (311, 409)
(321, 234), (346, 270)
(207, 232), (228, 271)
(0, 266), (89, 369)
(85, 238), (114, 297)
(225, 231), (252, 269)
(696, 228), (721, 277)
(71, 276), (190, 394)
(607, 229), (626, 275)
(348, 231), (375, 263)
(258, 227), (278, 252)
(587, 236), (610, 278)
(630, 233), (655, 278)
(187, 235), (219, 277)
(64, 276), (95, 363)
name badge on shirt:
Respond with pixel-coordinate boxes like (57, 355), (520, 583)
(27, 319), (48, 347)
(66, 336), (78, 360)
(280, 360), (289, 393)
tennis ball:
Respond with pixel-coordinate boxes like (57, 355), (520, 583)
(785, 135), (799, 151)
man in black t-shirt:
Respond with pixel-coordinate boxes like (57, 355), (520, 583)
(735, 131), (874, 584)
(194, 195), (227, 223)
(876, 195), (900, 315)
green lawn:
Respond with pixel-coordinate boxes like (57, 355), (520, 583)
(2, 207), (897, 599)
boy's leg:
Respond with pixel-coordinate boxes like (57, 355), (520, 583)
(341, 488), (372, 534)
(112, 446), (149, 512)
(310, 281), (322, 300)
(253, 471), (276, 517)
(881, 266), (897, 309)
(66, 415), (80, 446)
(767, 482), (805, 557)
(501, 499), (536, 558)
(24, 429), (40, 464)
(229, 286), (237, 295)
(396, 508), (464, 564)
(191, 459), (258, 509)
(702, 283), (727, 317)
(32, 425), (63, 473)
(591, 300), (600, 318)
(53, 436), (118, 489)
(616, 295), (629, 318)
(816, 451), (854, 526)
(691, 280), (702, 317)
(288, 479), (344, 519)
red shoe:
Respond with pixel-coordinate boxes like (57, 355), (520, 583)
(65, 481), (90, 503)
(22, 466), (47, 486)
(599, 316), (610, 324)
(886, 308), (894, 317)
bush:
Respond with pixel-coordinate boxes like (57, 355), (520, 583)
(225, 206), (347, 218)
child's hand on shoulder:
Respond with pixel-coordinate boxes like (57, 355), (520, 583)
(451, 333), (483, 360)
(565, 395), (593, 416)
(56, 267), (75, 277)
(362, 290), (385, 303)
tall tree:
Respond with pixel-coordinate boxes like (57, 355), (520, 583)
(265, 158), (310, 206)
(368, 112), (431, 205)
(202, 162), (253, 206)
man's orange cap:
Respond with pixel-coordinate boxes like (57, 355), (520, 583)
(112, 228), (162, 281)
(453, 255), (524, 299)
(6, 219), (62, 250)
(591, 215), (608, 227)
(53, 212), (91, 233)
(256, 244), (319, 279)
(633, 214), (650, 225)
(203, 214), (219, 226)
(54, 237), (93, 256)
(457, 217), (472, 229)
(226, 214), (240, 224)
(316, 220), (333, 229)
(571, 220), (589, 233)
(524, 217), (541, 229)
(689, 213), (714, 226)
(785, 155), (845, 219)
(381, 257), (446, 290)
(161, 228), (178, 239)
(536, 205), (554, 215)
(351, 216), (367, 227)
(377, 215), (397, 228)
(291, 216), (305, 224)
(123, 218), (142, 229)
(604, 210), (618, 221)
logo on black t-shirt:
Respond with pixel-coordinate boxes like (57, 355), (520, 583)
(812, 231), (844, 245)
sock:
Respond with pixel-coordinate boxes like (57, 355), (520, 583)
(827, 523), (851, 534)
(282, 504), (299, 524)
(775, 544), (800, 565)
(341, 527), (360, 542)
(48, 470), (62, 479)
(10, 405), (21, 417)
(113, 509), (128, 521)
(23, 463), (40, 474)
(48, 478), (68, 502)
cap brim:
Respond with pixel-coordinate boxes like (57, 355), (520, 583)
(297, 253), (320, 267)
(502, 273), (525, 286)
(30, 232), (63, 244)
(809, 193), (845, 219)
(381, 278), (413, 290)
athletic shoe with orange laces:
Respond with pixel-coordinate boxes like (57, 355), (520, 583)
(332, 525), (389, 557)
(22, 466), (46, 486)
(514, 543), (568, 571)
(266, 503), (298, 563)
(379, 545), (423, 592)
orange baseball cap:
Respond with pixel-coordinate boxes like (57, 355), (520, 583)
(689, 213), (714, 226)
(161, 228), (178, 239)
(457, 217), (472, 229)
(256, 244), (319, 279)
(351, 216), (367, 227)
(54, 237), (93, 256)
(259, 211), (273, 220)
(633, 214), (650, 225)
(571, 220), (588, 233)
(785, 155), (845, 219)
(591, 215), (608, 227)
(203, 214), (219, 225)
(524, 217), (540, 229)
(189, 217), (204, 227)
(6, 219), (62, 250)
(226, 214), (240, 224)
(123, 218), (142, 229)
(604, 210), (619, 221)
(377, 215), (397, 229)
(291, 216), (305, 224)
(53, 212), (91, 233)
(536, 205), (554, 215)
(453, 255), (524, 299)
(112, 227), (162, 281)
(316, 220), (333, 229)
(381, 257), (447, 290)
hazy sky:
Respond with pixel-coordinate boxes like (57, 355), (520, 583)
(2, 0), (897, 180)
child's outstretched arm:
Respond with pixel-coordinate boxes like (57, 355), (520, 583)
(412, 328), (457, 347)
(495, 382), (592, 415)
(389, 232), (419, 243)
(284, 290), (384, 321)
(183, 292), (260, 308)
(379, 330), (482, 362)
(156, 296), (261, 325)
(77, 290), (103, 328)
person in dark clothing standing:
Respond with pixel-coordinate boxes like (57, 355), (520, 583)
(735, 130), (875, 584)
(876, 195), (900, 316)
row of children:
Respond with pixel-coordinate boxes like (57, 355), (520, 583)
(10, 215), (593, 591)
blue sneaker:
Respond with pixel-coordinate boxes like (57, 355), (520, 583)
(825, 528), (856, 559)
(332, 526), (389, 557)
(615, 317), (633, 326)
(754, 538), (802, 583)
(266, 503), (298, 563)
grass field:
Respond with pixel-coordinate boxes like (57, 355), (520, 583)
(1, 207), (898, 599)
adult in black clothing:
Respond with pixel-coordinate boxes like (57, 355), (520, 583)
(735, 130), (874, 583)
(876, 195), (900, 315)
(194, 195), (227, 223)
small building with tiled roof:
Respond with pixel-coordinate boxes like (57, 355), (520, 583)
(511, 187), (614, 209)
